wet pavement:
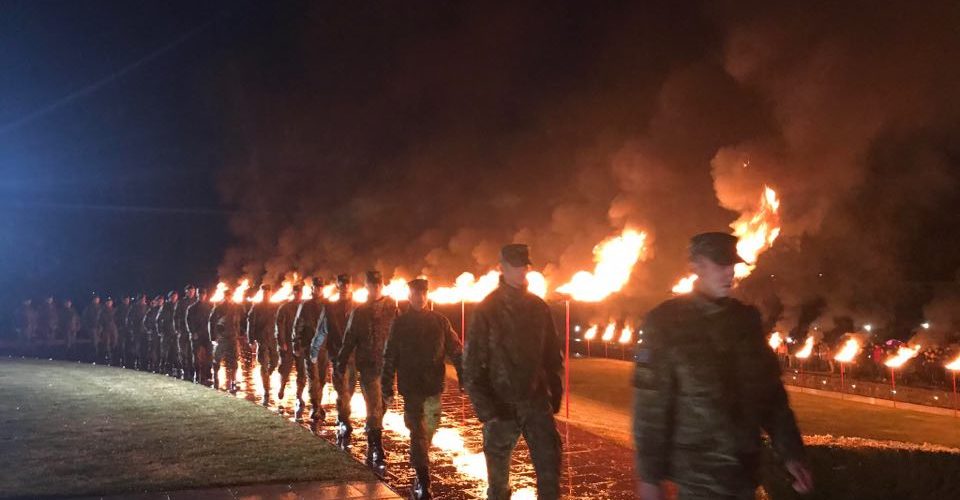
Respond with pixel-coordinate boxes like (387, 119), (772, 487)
(223, 356), (637, 499)
(83, 480), (400, 500)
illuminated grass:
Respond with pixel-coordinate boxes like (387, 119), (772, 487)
(0, 358), (372, 498)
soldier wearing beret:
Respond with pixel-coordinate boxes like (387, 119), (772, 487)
(634, 232), (813, 499)
(337, 270), (398, 467)
(463, 244), (564, 500)
(382, 278), (464, 499)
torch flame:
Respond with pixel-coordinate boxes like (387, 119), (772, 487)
(556, 229), (648, 302)
(768, 331), (784, 351)
(383, 277), (410, 302)
(795, 336), (815, 359)
(301, 281), (314, 301)
(618, 325), (633, 344)
(209, 282), (229, 304)
(248, 288), (265, 303)
(833, 338), (861, 363)
(230, 279), (250, 304)
(269, 281), (294, 303)
(885, 344), (921, 369)
(672, 186), (781, 293)
(526, 271), (548, 299)
(353, 288), (369, 304)
(583, 325), (598, 341)
(945, 353), (960, 371)
(601, 322), (616, 342)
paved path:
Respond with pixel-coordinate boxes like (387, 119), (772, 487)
(80, 480), (400, 499)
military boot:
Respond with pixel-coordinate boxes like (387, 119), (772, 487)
(294, 398), (306, 421)
(367, 428), (386, 467)
(336, 421), (352, 450)
(410, 467), (432, 500)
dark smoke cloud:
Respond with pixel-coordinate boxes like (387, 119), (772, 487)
(215, 2), (960, 330)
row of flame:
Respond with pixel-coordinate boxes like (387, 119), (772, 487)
(208, 186), (782, 307)
(768, 333), (960, 370)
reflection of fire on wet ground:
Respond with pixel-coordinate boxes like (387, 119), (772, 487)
(220, 357), (636, 499)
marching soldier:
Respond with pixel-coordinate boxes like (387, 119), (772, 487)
(80, 295), (101, 363)
(144, 295), (163, 372)
(176, 285), (198, 382)
(274, 285), (301, 401)
(212, 299), (242, 393)
(292, 279), (325, 426)
(634, 232), (812, 500)
(127, 294), (148, 370)
(59, 298), (80, 360)
(157, 291), (180, 376)
(246, 284), (279, 404)
(312, 274), (357, 449)
(382, 278), (463, 499)
(463, 244), (564, 500)
(115, 296), (132, 366)
(337, 270), (398, 467)
(99, 297), (119, 364)
(187, 289), (214, 386)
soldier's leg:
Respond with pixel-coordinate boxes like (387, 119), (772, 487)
(482, 417), (522, 500)
(277, 349), (294, 399)
(308, 349), (326, 424)
(257, 341), (276, 401)
(180, 338), (194, 381)
(360, 372), (384, 431)
(334, 356), (356, 423)
(517, 403), (562, 500)
(403, 395), (429, 469)
(423, 394), (442, 447)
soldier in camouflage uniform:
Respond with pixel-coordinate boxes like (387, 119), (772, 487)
(463, 244), (563, 500)
(127, 295), (148, 370)
(337, 270), (398, 467)
(187, 289), (214, 386)
(157, 291), (180, 376)
(144, 295), (163, 372)
(212, 300), (242, 393)
(246, 285), (279, 403)
(80, 295), (101, 362)
(312, 274), (357, 449)
(382, 278), (464, 499)
(176, 285), (198, 381)
(99, 297), (119, 365)
(634, 233), (813, 500)
(293, 279), (325, 425)
(37, 296), (58, 357)
(59, 298), (80, 361)
(274, 285), (301, 401)
(115, 296), (131, 367)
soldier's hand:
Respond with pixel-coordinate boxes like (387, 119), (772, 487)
(786, 460), (814, 494)
(637, 482), (663, 500)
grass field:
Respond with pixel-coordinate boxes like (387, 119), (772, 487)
(564, 358), (960, 499)
(0, 358), (372, 498)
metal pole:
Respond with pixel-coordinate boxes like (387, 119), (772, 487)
(953, 373), (957, 418)
(891, 368), (897, 408)
(565, 300), (570, 419)
(460, 300), (466, 344)
(840, 363), (845, 400)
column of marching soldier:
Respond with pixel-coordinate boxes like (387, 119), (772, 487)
(8, 244), (565, 500)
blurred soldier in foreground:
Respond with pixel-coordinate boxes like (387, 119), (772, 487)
(634, 232), (813, 500)
(99, 297), (119, 364)
(80, 295), (101, 363)
(312, 274), (356, 449)
(274, 284), (301, 401)
(338, 270), (398, 467)
(187, 288), (214, 386)
(463, 244), (564, 500)
(292, 279), (324, 425)
(246, 284), (278, 404)
(382, 278), (463, 499)
(59, 298), (80, 360)
(176, 285), (198, 382)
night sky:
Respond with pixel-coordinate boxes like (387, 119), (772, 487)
(2, 1), (960, 339)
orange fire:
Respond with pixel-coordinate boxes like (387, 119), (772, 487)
(583, 325), (598, 341)
(301, 281), (314, 301)
(768, 331), (784, 351)
(945, 353), (960, 372)
(601, 322), (616, 342)
(833, 338), (861, 363)
(209, 282), (229, 303)
(321, 283), (338, 301)
(248, 288), (265, 303)
(618, 325), (633, 344)
(556, 229), (648, 302)
(795, 336), (815, 359)
(269, 281), (295, 303)
(526, 271), (548, 299)
(383, 277), (411, 302)
(353, 288), (370, 304)
(230, 279), (251, 303)
(672, 186), (781, 294)
(885, 344), (921, 368)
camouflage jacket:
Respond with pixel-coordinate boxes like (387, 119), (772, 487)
(99, 305), (118, 337)
(38, 302), (58, 339)
(156, 301), (178, 342)
(311, 296), (352, 359)
(274, 301), (299, 350)
(338, 296), (397, 377)
(80, 303), (101, 339)
(144, 305), (161, 337)
(381, 308), (463, 399)
(211, 303), (241, 342)
(245, 302), (278, 344)
(462, 280), (563, 422)
(292, 299), (323, 352)
(174, 298), (194, 342)
(633, 292), (804, 494)
(59, 305), (80, 343)
(186, 300), (212, 345)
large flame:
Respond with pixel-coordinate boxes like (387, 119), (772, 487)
(583, 325), (598, 341)
(230, 279), (251, 304)
(556, 229), (648, 302)
(945, 353), (960, 372)
(834, 338), (861, 363)
(269, 281), (295, 303)
(885, 344), (921, 368)
(428, 270), (545, 304)
(353, 288), (370, 304)
(248, 288), (265, 303)
(601, 322), (616, 342)
(301, 281), (314, 301)
(618, 325), (633, 344)
(383, 277), (411, 302)
(768, 331), (784, 351)
(209, 282), (229, 304)
(671, 186), (781, 294)
(795, 336), (815, 359)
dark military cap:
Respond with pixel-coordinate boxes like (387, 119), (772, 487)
(166, 290), (178, 299)
(292, 284), (303, 292)
(337, 274), (351, 285)
(365, 270), (383, 285)
(689, 232), (745, 266)
(408, 278), (429, 292)
(500, 243), (533, 266)
(183, 284), (196, 292)
(312, 276), (325, 287)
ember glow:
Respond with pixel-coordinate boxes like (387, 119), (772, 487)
(885, 344), (922, 368)
(556, 229), (648, 302)
(671, 186), (782, 293)
(768, 331), (784, 351)
(795, 336), (815, 359)
(834, 338), (861, 363)
(945, 354), (960, 371)
(209, 282), (229, 303)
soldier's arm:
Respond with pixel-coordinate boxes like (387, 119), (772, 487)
(440, 315), (464, 385)
(336, 308), (361, 369)
(462, 307), (498, 422)
(742, 308), (805, 462)
(541, 303), (564, 413)
(310, 310), (328, 362)
(633, 314), (676, 485)
(381, 321), (401, 400)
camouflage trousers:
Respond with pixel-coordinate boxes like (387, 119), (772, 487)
(159, 334), (179, 372)
(403, 393), (442, 469)
(482, 399), (561, 500)
(296, 344), (322, 410)
(193, 341), (213, 385)
(178, 334), (193, 380)
(358, 370), (384, 431)
(213, 337), (239, 371)
(334, 355), (358, 424)
(278, 343), (295, 394)
(257, 339), (280, 391)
